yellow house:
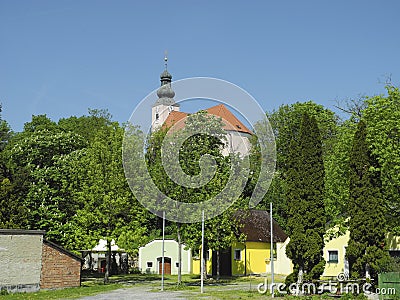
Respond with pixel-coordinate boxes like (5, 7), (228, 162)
(192, 210), (293, 276)
(323, 228), (400, 278)
(323, 229), (350, 277)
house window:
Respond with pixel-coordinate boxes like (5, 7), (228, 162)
(147, 261), (153, 268)
(328, 250), (339, 263)
(176, 262), (179, 267)
(234, 249), (241, 260)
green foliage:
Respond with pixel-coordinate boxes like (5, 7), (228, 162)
(323, 120), (357, 228)
(58, 108), (114, 142)
(363, 86), (400, 234)
(67, 124), (149, 247)
(346, 120), (391, 281)
(146, 111), (247, 278)
(265, 101), (339, 229)
(285, 112), (326, 282)
(0, 108), (27, 228)
(4, 121), (87, 241)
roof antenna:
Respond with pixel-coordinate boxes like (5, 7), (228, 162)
(164, 50), (168, 70)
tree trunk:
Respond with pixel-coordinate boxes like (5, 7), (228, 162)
(202, 246), (207, 279)
(216, 249), (220, 280)
(111, 252), (118, 275)
(88, 252), (93, 271)
(177, 224), (182, 285)
(104, 240), (111, 284)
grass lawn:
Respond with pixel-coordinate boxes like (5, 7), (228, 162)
(0, 282), (124, 300)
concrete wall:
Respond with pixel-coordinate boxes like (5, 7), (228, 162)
(40, 242), (81, 289)
(0, 230), (44, 293)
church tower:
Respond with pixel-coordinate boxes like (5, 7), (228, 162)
(151, 55), (180, 131)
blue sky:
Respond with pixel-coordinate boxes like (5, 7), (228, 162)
(1, 0), (400, 132)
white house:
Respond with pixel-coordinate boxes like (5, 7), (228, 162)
(81, 239), (128, 273)
(138, 239), (192, 275)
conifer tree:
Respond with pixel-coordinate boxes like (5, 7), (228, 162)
(346, 120), (390, 281)
(285, 112), (326, 283)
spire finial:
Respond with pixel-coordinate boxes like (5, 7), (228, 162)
(164, 50), (168, 70)
(160, 50), (172, 86)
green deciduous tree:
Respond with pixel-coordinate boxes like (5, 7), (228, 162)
(285, 112), (326, 284)
(346, 120), (391, 281)
(2, 115), (87, 239)
(323, 119), (357, 235)
(0, 106), (27, 228)
(68, 123), (149, 283)
(363, 86), (400, 234)
(146, 111), (247, 282)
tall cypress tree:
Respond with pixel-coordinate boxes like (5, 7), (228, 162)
(346, 120), (390, 281)
(285, 112), (326, 283)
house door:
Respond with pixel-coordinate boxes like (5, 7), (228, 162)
(212, 248), (232, 277)
(158, 257), (171, 275)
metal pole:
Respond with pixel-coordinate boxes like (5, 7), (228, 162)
(161, 211), (165, 291)
(201, 210), (205, 293)
(270, 202), (274, 297)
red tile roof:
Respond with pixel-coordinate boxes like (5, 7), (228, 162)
(162, 104), (252, 134)
(162, 111), (188, 132)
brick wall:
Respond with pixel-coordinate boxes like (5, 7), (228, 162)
(40, 242), (81, 289)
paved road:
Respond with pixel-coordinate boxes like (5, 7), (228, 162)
(77, 281), (258, 299)
(77, 285), (188, 300)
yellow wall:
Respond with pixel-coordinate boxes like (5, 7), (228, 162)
(245, 241), (271, 275)
(323, 230), (350, 277)
(232, 241), (283, 275)
(323, 230), (400, 278)
(192, 249), (212, 275)
(387, 232), (400, 250)
(192, 240), (293, 276)
(232, 241), (293, 275)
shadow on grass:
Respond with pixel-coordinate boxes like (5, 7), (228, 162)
(81, 271), (166, 285)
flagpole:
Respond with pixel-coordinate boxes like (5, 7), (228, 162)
(161, 211), (165, 291)
(270, 202), (274, 297)
(201, 209), (205, 293)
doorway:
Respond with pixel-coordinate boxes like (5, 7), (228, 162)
(157, 257), (171, 275)
(212, 248), (232, 276)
